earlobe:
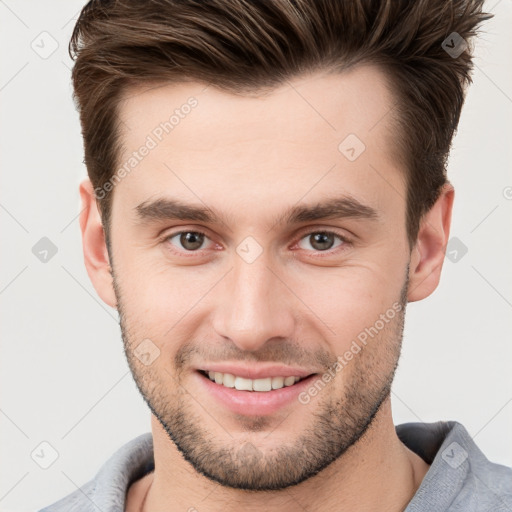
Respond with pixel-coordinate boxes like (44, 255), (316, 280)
(407, 183), (454, 302)
(79, 179), (117, 309)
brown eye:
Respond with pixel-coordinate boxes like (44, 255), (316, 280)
(167, 231), (208, 251)
(297, 231), (346, 252)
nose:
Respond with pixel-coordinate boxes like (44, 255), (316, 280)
(211, 252), (296, 352)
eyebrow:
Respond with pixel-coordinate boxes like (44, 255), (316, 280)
(134, 195), (379, 229)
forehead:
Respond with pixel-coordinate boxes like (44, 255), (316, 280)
(118, 64), (396, 146)
(113, 64), (405, 225)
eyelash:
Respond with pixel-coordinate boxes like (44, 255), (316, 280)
(161, 228), (352, 257)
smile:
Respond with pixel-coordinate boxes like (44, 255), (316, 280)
(199, 370), (309, 392)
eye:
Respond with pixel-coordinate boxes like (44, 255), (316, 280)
(162, 229), (351, 256)
(165, 230), (213, 252)
(296, 230), (349, 253)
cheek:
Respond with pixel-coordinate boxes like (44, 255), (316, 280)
(114, 244), (192, 308)
(298, 261), (403, 324)
(115, 262), (217, 353)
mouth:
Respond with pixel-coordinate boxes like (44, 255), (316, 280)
(193, 368), (326, 420)
(197, 369), (316, 392)
(193, 361), (324, 416)
(195, 369), (319, 416)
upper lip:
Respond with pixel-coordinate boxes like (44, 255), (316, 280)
(198, 364), (317, 380)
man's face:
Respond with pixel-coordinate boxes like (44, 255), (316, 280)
(108, 65), (412, 490)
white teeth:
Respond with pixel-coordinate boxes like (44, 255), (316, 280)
(271, 376), (284, 389)
(234, 376), (253, 391)
(222, 373), (235, 388)
(204, 371), (305, 391)
(284, 376), (296, 386)
(253, 378), (272, 392)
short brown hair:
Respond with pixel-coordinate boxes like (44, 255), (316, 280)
(69, 0), (491, 248)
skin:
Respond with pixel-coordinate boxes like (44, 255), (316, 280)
(79, 64), (453, 511)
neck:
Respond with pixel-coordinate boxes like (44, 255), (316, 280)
(135, 398), (429, 512)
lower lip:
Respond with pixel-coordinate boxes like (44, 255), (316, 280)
(195, 371), (318, 416)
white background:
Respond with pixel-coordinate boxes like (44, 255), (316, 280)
(1, 1), (511, 511)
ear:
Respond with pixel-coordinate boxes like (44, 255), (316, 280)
(79, 179), (117, 309)
(408, 183), (454, 302)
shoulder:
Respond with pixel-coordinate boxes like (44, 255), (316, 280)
(463, 440), (512, 508)
(36, 432), (154, 512)
(399, 420), (512, 511)
(37, 479), (97, 512)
